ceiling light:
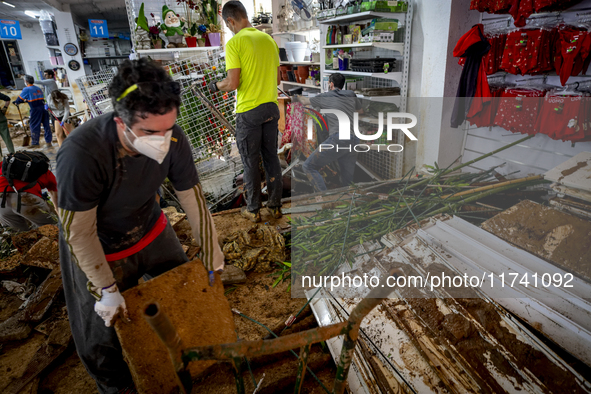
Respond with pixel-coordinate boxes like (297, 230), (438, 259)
(2, 2), (15, 7)
(24, 10), (39, 18)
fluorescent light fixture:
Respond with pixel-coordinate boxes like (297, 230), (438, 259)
(24, 10), (39, 18)
(2, 2), (15, 7)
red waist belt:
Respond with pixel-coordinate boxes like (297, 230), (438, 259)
(105, 212), (168, 262)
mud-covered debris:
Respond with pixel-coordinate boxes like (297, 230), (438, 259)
(11, 225), (58, 254)
(222, 225), (286, 272)
(162, 206), (187, 230)
(1, 280), (35, 301)
(220, 265), (246, 285)
(21, 237), (58, 269)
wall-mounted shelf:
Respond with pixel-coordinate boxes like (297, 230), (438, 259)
(136, 47), (220, 54)
(324, 69), (401, 80)
(281, 61), (321, 65)
(322, 42), (404, 52)
(46, 45), (61, 50)
(84, 55), (130, 59)
(273, 28), (320, 36)
(320, 11), (407, 25)
(280, 81), (322, 89)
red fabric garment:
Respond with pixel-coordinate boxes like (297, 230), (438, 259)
(555, 28), (591, 85)
(510, 0), (534, 28)
(454, 25), (486, 58)
(534, 94), (589, 141)
(501, 31), (522, 74)
(467, 88), (504, 127)
(451, 24), (493, 127)
(0, 166), (57, 198)
(483, 33), (507, 75)
(493, 88), (545, 134)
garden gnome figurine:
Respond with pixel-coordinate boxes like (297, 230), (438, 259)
(161, 5), (187, 48)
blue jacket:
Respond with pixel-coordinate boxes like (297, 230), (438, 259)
(15, 85), (45, 108)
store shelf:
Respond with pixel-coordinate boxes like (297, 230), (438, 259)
(324, 69), (401, 80)
(84, 55), (130, 59)
(273, 28), (320, 36)
(322, 42), (404, 51)
(320, 11), (407, 25)
(356, 95), (401, 104)
(136, 46), (220, 54)
(281, 61), (321, 65)
(280, 81), (322, 89)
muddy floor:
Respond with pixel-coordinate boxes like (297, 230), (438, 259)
(0, 207), (337, 394)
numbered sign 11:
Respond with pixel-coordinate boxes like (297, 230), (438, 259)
(88, 19), (109, 38)
(0, 20), (22, 39)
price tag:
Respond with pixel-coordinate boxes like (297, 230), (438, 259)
(88, 19), (109, 38)
(0, 20), (21, 40)
(315, 196), (323, 202)
(173, 51), (180, 59)
(378, 194), (388, 200)
(387, 1), (400, 5)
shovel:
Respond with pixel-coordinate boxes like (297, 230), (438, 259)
(15, 104), (30, 147)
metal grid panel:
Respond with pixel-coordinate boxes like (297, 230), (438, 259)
(166, 48), (241, 204)
(76, 49), (241, 205)
(76, 67), (117, 118)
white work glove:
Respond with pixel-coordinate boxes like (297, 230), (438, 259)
(94, 283), (129, 327)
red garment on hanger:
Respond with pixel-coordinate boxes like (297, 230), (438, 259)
(535, 94), (590, 141)
(554, 27), (591, 85)
(451, 24), (493, 128)
(483, 33), (507, 75)
(467, 87), (504, 127)
(493, 88), (545, 134)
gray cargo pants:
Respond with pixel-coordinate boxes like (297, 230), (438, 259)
(0, 192), (56, 231)
(235, 102), (283, 212)
(59, 220), (189, 394)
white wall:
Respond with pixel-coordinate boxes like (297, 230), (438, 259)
(17, 24), (52, 77)
(407, 0), (479, 173)
(53, 5), (86, 110)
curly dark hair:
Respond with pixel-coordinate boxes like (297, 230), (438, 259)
(108, 58), (181, 126)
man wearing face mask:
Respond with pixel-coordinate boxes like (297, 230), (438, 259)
(56, 59), (224, 393)
(209, 0), (283, 223)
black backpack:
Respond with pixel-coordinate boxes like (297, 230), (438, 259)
(1, 151), (50, 213)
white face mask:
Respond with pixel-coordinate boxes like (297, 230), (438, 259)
(124, 125), (172, 164)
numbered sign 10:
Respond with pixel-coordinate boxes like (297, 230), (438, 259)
(0, 20), (22, 39)
(88, 19), (109, 38)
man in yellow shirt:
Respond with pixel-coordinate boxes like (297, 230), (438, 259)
(209, 0), (282, 223)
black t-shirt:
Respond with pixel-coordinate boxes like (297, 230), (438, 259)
(310, 89), (361, 135)
(56, 113), (199, 254)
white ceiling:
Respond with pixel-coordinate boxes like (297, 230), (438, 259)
(0, 0), (130, 31)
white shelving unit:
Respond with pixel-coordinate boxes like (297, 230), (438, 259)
(323, 42), (404, 52)
(319, 11), (407, 24)
(281, 61), (321, 65)
(325, 69), (402, 80)
(273, 28), (320, 36)
(319, 4), (413, 179)
(280, 81), (321, 90)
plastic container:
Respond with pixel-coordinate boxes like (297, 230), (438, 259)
(285, 42), (308, 62)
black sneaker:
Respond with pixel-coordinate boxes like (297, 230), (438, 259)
(241, 207), (261, 223)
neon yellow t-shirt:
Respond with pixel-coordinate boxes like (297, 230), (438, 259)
(225, 28), (279, 113)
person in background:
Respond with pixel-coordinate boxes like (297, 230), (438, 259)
(209, 0), (283, 223)
(0, 92), (14, 153)
(295, 72), (362, 191)
(14, 75), (52, 149)
(34, 69), (58, 99)
(0, 163), (57, 231)
(48, 90), (74, 146)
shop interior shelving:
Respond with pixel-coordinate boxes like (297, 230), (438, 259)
(319, 3), (413, 179)
(280, 81), (322, 90)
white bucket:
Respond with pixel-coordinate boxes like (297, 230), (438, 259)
(285, 42), (308, 62)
